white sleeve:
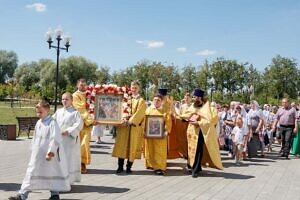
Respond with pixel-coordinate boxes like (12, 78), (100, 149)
(65, 111), (83, 138)
(47, 120), (62, 154)
(231, 127), (237, 135)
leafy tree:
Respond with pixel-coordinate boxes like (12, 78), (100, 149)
(0, 50), (18, 83)
(196, 60), (210, 92)
(94, 66), (111, 84)
(264, 55), (299, 100)
(181, 64), (198, 93)
(15, 61), (42, 90)
(60, 56), (98, 86)
(0, 84), (8, 100)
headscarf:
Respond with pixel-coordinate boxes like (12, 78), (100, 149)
(235, 103), (247, 118)
(248, 100), (263, 118)
(250, 100), (259, 111)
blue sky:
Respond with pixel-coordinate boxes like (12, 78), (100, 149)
(1, 0), (299, 72)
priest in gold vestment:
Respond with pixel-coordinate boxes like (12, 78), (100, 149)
(72, 79), (94, 174)
(144, 94), (172, 175)
(182, 88), (223, 178)
(112, 81), (146, 174)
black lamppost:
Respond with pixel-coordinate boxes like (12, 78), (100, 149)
(46, 27), (71, 112)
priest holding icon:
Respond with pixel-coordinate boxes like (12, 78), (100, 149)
(181, 88), (223, 178)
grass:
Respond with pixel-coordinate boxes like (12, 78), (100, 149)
(0, 107), (36, 124)
(0, 101), (58, 137)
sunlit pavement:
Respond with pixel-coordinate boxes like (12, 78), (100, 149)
(1, 135), (300, 200)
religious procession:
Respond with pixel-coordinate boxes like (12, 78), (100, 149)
(8, 78), (299, 200)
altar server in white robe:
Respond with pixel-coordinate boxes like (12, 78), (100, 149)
(52, 92), (83, 184)
(9, 100), (70, 200)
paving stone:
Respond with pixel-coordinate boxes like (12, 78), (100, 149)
(1, 135), (300, 200)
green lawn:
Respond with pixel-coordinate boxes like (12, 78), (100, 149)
(0, 101), (61, 137)
(0, 105), (59, 137)
(0, 107), (36, 124)
(0, 102), (58, 123)
(0, 100), (37, 108)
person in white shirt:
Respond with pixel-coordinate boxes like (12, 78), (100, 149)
(234, 105), (250, 159)
(52, 92), (83, 184)
(9, 100), (70, 200)
(231, 116), (248, 165)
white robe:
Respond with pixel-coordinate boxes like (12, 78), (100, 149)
(53, 106), (83, 184)
(21, 116), (70, 192)
(91, 125), (104, 137)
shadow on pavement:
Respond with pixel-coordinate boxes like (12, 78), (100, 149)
(87, 168), (155, 176)
(2, 138), (26, 142)
(222, 162), (268, 168)
(200, 170), (255, 180)
(90, 144), (111, 149)
(221, 157), (236, 161)
(0, 183), (21, 191)
(41, 199), (81, 200)
(167, 162), (186, 168)
(87, 169), (116, 174)
(0, 183), (129, 196)
(90, 150), (110, 155)
(87, 168), (189, 177)
(66, 184), (129, 194)
(246, 158), (276, 162)
(90, 141), (114, 145)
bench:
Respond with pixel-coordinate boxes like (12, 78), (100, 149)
(16, 117), (39, 138)
(0, 125), (16, 140)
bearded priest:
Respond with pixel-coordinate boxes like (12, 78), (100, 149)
(72, 79), (94, 174)
(181, 88), (223, 178)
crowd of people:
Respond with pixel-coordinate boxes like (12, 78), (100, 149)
(8, 79), (300, 200)
(211, 98), (299, 163)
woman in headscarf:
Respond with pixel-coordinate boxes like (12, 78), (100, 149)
(247, 100), (264, 158)
(222, 102), (236, 157)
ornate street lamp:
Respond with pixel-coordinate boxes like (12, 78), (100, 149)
(46, 27), (71, 112)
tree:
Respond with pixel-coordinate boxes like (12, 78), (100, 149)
(14, 61), (45, 90)
(0, 84), (8, 100)
(94, 66), (111, 84)
(264, 55), (299, 100)
(60, 56), (98, 86)
(0, 50), (18, 83)
(181, 64), (198, 93)
(193, 60), (212, 95)
(244, 64), (262, 102)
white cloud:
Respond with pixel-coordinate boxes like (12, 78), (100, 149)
(195, 49), (216, 56)
(26, 3), (47, 12)
(136, 40), (164, 49)
(177, 47), (187, 52)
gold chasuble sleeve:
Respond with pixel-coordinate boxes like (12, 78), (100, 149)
(72, 91), (94, 126)
(72, 91), (94, 165)
(164, 113), (172, 133)
(129, 98), (147, 126)
(112, 97), (146, 162)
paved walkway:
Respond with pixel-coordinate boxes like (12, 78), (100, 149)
(1, 135), (300, 200)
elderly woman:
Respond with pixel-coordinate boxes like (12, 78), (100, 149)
(223, 102), (237, 157)
(248, 100), (264, 158)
